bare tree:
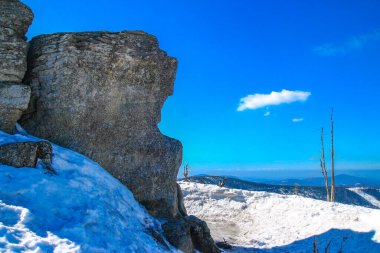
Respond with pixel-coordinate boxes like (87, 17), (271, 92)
(218, 177), (226, 187)
(320, 127), (330, 202)
(330, 109), (335, 202)
(183, 163), (189, 182)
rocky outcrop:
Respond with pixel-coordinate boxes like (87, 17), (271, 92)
(185, 215), (221, 253)
(0, 0), (33, 82)
(20, 31), (182, 218)
(163, 216), (221, 253)
(163, 218), (194, 253)
(0, 2), (221, 251)
(0, 0), (33, 133)
(0, 141), (53, 172)
(0, 83), (31, 132)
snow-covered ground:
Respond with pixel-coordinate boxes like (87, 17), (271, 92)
(179, 181), (380, 253)
(0, 129), (177, 253)
(348, 188), (380, 209)
(3, 128), (379, 253)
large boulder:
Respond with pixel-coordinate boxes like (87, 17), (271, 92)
(21, 31), (182, 218)
(0, 0), (33, 133)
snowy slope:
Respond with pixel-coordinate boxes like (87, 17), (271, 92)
(0, 129), (178, 253)
(182, 176), (378, 209)
(348, 188), (380, 209)
(179, 182), (380, 253)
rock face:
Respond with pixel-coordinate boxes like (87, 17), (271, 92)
(0, 0), (33, 133)
(21, 31), (182, 218)
(0, 0), (34, 82)
(0, 83), (31, 132)
(177, 183), (188, 216)
(163, 218), (194, 253)
(185, 215), (221, 253)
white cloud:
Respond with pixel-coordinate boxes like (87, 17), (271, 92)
(314, 29), (380, 56)
(264, 111), (271, 117)
(292, 118), (304, 122)
(237, 89), (311, 111)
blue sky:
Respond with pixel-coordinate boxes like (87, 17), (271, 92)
(23, 0), (380, 178)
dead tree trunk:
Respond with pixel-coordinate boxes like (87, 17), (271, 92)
(330, 109), (335, 202)
(183, 163), (189, 182)
(320, 127), (330, 202)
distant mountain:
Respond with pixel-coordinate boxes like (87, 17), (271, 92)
(264, 174), (380, 187)
(180, 175), (380, 209)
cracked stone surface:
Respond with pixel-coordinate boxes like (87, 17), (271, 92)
(21, 31), (183, 218)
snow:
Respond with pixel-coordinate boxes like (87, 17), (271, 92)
(0, 129), (177, 253)
(348, 188), (380, 209)
(3, 127), (380, 253)
(179, 182), (380, 253)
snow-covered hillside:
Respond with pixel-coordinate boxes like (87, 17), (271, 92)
(0, 130), (177, 253)
(179, 182), (380, 253)
(348, 188), (380, 209)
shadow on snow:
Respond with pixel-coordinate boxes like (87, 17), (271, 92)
(228, 229), (379, 253)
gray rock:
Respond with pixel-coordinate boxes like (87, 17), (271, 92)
(146, 227), (170, 250)
(0, 82), (31, 133)
(185, 215), (221, 253)
(0, 0), (34, 82)
(163, 216), (221, 253)
(0, 0), (33, 133)
(21, 31), (182, 218)
(177, 183), (188, 217)
(162, 218), (194, 253)
(0, 141), (53, 172)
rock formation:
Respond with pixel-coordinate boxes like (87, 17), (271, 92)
(21, 31), (182, 218)
(0, 1), (221, 252)
(0, 0), (33, 133)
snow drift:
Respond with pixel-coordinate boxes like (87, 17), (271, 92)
(0, 129), (177, 253)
